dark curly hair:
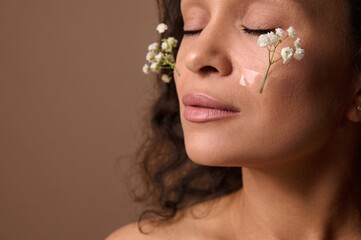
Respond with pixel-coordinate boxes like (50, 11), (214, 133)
(135, 0), (361, 231)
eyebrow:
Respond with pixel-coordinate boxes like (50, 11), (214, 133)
(181, 0), (307, 7)
(274, 0), (307, 10)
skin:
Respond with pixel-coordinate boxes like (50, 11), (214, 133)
(107, 0), (361, 239)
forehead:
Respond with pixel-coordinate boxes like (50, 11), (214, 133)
(180, 0), (345, 22)
(180, 0), (308, 20)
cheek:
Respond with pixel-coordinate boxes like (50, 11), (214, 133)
(181, 94), (342, 167)
(174, 38), (200, 106)
(174, 40), (188, 95)
(174, 29), (352, 167)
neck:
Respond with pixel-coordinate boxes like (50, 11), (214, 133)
(229, 123), (361, 240)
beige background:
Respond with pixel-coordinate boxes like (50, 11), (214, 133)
(0, 1), (158, 239)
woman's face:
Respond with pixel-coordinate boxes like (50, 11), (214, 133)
(175, 0), (357, 167)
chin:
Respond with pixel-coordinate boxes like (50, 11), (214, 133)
(183, 136), (262, 167)
(185, 143), (226, 166)
(183, 132), (320, 169)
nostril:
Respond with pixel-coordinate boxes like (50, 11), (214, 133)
(200, 66), (218, 73)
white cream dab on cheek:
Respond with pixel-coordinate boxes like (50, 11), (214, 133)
(240, 68), (296, 97)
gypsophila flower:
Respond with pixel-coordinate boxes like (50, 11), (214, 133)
(161, 74), (171, 83)
(155, 52), (164, 62)
(257, 26), (304, 93)
(293, 48), (305, 60)
(258, 34), (271, 47)
(161, 41), (171, 52)
(275, 28), (285, 37)
(167, 37), (178, 47)
(143, 23), (180, 83)
(150, 62), (159, 72)
(281, 47), (294, 64)
(143, 64), (151, 74)
(164, 54), (174, 63)
(156, 23), (168, 34)
(294, 38), (301, 48)
(266, 32), (279, 46)
(148, 42), (159, 51)
(287, 26), (297, 38)
(146, 52), (156, 62)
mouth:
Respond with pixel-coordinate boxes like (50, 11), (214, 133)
(182, 92), (240, 123)
(191, 105), (235, 111)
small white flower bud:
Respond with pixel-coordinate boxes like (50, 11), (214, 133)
(161, 41), (171, 52)
(161, 74), (171, 83)
(155, 52), (164, 62)
(150, 62), (159, 72)
(146, 52), (156, 62)
(281, 47), (294, 64)
(156, 23), (168, 34)
(148, 42), (159, 51)
(287, 26), (297, 38)
(266, 32), (278, 45)
(257, 34), (271, 47)
(293, 37), (301, 49)
(142, 64), (151, 74)
(167, 37), (178, 47)
(275, 28), (284, 37)
(293, 48), (305, 60)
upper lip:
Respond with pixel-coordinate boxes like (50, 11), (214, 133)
(182, 92), (240, 112)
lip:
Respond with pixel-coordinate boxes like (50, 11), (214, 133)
(182, 92), (240, 123)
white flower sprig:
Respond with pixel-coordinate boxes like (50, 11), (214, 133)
(143, 23), (180, 83)
(257, 26), (305, 93)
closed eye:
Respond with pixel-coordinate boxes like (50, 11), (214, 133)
(242, 28), (274, 35)
(183, 29), (203, 35)
(183, 28), (274, 36)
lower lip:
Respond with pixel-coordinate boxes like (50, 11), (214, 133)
(184, 106), (240, 123)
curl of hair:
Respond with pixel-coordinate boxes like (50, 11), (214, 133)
(348, 0), (361, 74)
(136, 0), (361, 232)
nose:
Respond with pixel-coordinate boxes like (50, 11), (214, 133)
(184, 24), (233, 77)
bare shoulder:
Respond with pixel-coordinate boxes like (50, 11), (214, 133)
(105, 220), (182, 240)
(105, 193), (239, 240)
(105, 212), (200, 240)
(105, 222), (148, 240)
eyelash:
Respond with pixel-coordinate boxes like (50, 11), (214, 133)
(242, 28), (274, 35)
(183, 30), (203, 35)
(183, 28), (274, 36)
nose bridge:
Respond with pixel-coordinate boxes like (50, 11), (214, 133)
(184, 13), (233, 77)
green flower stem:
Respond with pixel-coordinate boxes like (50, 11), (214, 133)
(272, 57), (283, 64)
(169, 52), (180, 76)
(162, 52), (180, 76)
(158, 64), (180, 76)
(259, 59), (272, 93)
(174, 66), (180, 76)
(258, 35), (289, 93)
